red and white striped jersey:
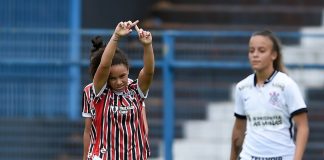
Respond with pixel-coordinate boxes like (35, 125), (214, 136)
(82, 79), (150, 160)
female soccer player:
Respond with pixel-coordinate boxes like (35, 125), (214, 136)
(82, 20), (154, 160)
(230, 30), (309, 160)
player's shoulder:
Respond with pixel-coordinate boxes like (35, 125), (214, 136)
(83, 83), (93, 92)
(274, 71), (287, 78)
(128, 78), (137, 87)
(128, 78), (134, 84)
(236, 73), (254, 89)
(274, 71), (296, 85)
(273, 72), (301, 92)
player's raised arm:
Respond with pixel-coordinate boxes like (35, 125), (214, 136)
(93, 20), (139, 94)
(135, 24), (155, 94)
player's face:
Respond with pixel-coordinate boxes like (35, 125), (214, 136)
(108, 64), (129, 92)
(248, 35), (277, 72)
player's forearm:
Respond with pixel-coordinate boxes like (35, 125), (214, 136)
(230, 124), (245, 160)
(83, 130), (90, 160)
(100, 33), (120, 68)
(93, 33), (119, 92)
(83, 118), (91, 160)
(294, 125), (309, 160)
(230, 137), (243, 160)
(142, 43), (155, 75)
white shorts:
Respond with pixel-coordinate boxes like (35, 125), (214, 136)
(93, 155), (102, 160)
(239, 155), (293, 160)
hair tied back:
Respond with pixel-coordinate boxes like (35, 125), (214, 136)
(91, 36), (104, 52)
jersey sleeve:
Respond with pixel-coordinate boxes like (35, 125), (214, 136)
(129, 79), (148, 99)
(82, 89), (92, 118)
(285, 79), (307, 116)
(234, 84), (246, 119)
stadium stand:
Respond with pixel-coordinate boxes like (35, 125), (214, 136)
(304, 88), (324, 160)
(0, 0), (323, 160)
(143, 0), (324, 31)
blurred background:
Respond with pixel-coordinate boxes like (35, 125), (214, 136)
(1, 0), (324, 159)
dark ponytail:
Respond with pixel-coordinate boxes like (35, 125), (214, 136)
(91, 36), (104, 53)
(88, 36), (129, 79)
(89, 36), (105, 79)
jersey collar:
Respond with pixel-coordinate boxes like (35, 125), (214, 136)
(253, 70), (278, 86)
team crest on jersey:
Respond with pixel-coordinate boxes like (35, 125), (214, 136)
(90, 107), (96, 119)
(269, 91), (280, 107)
(124, 90), (137, 102)
(100, 147), (106, 153)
